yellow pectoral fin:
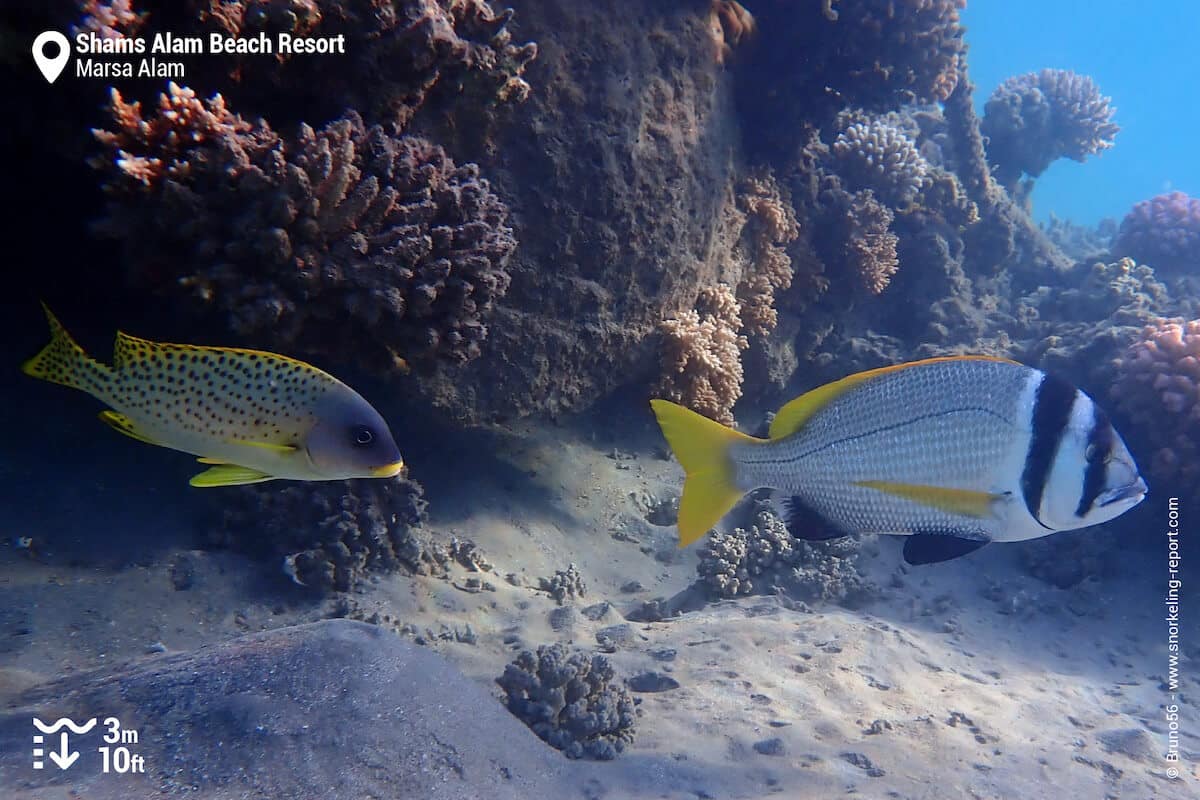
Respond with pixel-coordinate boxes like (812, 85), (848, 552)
(98, 410), (163, 446)
(190, 464), (275, 487)
(854, 480), (1006, 518)
(196, 457), (227, 465)
(769, 355), (1021, 440)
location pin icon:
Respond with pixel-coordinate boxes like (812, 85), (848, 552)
(32, 31), (71, 84)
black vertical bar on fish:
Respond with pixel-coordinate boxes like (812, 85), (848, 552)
(1020, 373), (1078, 528)
(1075, 405), (1114, 517)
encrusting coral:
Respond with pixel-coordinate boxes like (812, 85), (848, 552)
(1113, 317), (1200, 492)
(657, 284), (748, 425)
(981, 69), (1118, 188)
(1111, 192), (1200, 279)
(92, 84), (516, 373)
(497, 643), (638, 760)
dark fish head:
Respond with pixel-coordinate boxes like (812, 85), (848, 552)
(1039, 392), (1146, 530)
(303, 388), (404, 480)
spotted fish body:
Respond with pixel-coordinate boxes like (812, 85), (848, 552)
(22, 306), (405, 486)
(651, 356), (1147, 565)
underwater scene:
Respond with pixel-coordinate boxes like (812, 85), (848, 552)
(0, 1), (1196, 798)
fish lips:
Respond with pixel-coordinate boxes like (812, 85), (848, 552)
(368, 459), (406, 478)
(1097, 476), (1148, 508)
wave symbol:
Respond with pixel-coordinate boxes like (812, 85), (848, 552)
(33, 717), (97, 734)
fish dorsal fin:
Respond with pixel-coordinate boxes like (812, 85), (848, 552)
(98, 410), (162, 446)
(190, 464), (275, 487)
(768, 355), (1021, 440)
(113, 330), (159, 370)
(854, 480), (1007, 518)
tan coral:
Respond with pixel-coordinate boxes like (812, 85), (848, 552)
(734, 174), (800, 337)
(658, 284), (748, 425)
(708, 1), (756, 64)
(844, 191), (900, 295)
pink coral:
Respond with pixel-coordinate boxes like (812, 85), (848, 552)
(1114, 318), (1200, 487)
(1111, 192), (1200, 279)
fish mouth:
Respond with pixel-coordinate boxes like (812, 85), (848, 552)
(1098, 476), (1148, 508)
(369, 460), (405, 478)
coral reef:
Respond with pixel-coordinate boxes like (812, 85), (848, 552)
(1113, 317), (1200, 492)
(92, 0), (537, 130)
(708, 0), (756, 65)
(92, 86), (516, 372)
(736, 0), (967, 158)
(1041, 214), (1116, 264)
(822, 189), (901, 295)
(75, 0), (144, 38)
(539, 563), (587, 605)
(697, 508), (795, 597)
(981, 69), (1118, 188)
(214, 477), (430, 592)
(1017, 533), (1114, 589)
(696, 506), (875, 606)
(657, 284), (748, 425)
(830, 118), (930, 208)
(1111, 192), (1200, 279)
(733, 173), (801, 336)
(496, 643), (638, 760)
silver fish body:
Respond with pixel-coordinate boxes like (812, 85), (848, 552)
(652, 356), (1147, 565)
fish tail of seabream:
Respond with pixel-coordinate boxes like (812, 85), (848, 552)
(649, 399), (763, 547)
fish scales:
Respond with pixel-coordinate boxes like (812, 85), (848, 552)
(733, 360), (1032, 536)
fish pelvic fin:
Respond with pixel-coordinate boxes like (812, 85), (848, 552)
(21, 304), (113, 397)
(649, 399), (762, 547)
(190, 464), (275, 487)
(854, 480), (1007, 518)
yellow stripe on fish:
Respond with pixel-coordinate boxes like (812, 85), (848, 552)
(651, 356), (1147, 565)
(22, 305), (405, 486)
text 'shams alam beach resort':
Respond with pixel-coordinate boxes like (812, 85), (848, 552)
(0, 1), (1195, 798)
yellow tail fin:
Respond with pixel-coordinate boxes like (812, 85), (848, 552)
(21, 304), (111, 396)
(649, 399), (762, 546)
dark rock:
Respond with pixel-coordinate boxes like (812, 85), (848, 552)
(753, 737), (786, 756)
(1095, 727), (1158, 763)
(627, 672), (681, 693)
(0, 621), (575, 799)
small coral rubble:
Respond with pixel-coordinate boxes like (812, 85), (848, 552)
(92, 85), (516, 372)
(982, 69), (1118, 188)
(497, 643), (638, 760)
(1111, 192), (1200, 279)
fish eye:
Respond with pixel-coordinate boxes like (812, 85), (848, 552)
(351, 425), (374, 447)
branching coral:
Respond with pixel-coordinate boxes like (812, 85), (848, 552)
(841, 190), (900, 294)
(697, 508), (795, 597)
(831, 119), (930, 207)
(1111, 192), (1200, 279)
(92, 84), (516, 372)
(696, 506), (876, 605)
(497, 643), (638, 760)
(734, 173), (800, 337)
(97, 0), (537, 129)
(657, 284), (748, 425)
(1113, 318), (1200, 489)
(981, 69), (1118, 187)
(215, 477), (430, 592)
(736, 0), (967, 157)
(75, 0), (144, 37)
(708, 0), (756, 64)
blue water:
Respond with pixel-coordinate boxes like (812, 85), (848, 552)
(963, 0), (1199, 225)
